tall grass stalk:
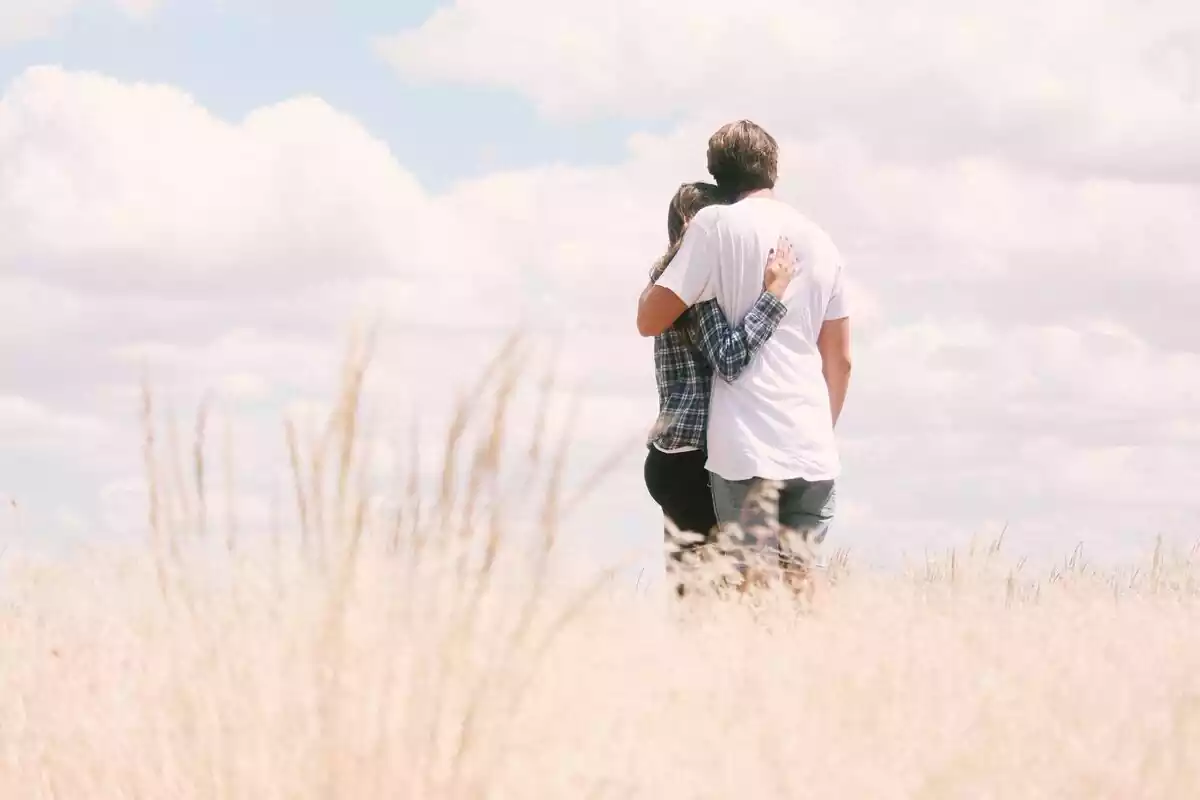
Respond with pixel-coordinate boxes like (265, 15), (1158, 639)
(1, 334), (1199, 798)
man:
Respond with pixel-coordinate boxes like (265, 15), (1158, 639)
(636, 120), (853, 587)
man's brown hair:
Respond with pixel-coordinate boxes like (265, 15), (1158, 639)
(706, 119), (778, 197)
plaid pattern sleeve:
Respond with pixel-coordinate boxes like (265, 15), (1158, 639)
(689, 292), (787, 382)
(649, 324), (713, 451)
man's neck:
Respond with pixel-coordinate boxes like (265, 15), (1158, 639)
(738, 188), (774, 201)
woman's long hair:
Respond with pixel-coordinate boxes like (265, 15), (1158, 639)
(650, 181), (729, 280)
(650, 182), (730, 337)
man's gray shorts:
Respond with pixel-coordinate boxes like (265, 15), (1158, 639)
(709, 474), (837, 571)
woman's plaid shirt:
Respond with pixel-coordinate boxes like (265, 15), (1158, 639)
(649, 292), (787, 451)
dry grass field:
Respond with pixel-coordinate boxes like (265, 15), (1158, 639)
(2, 337), (1199, 799)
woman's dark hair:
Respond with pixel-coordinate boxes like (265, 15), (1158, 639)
(652, 181), (729, 280)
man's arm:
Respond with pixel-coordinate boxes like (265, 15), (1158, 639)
(637, 211), (717, 337)
(818, 317), (852, 427)
(691, 293), (786, 382)
(819, 261), (852, 426)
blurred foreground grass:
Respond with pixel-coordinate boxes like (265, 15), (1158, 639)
(2, 334), (1199, 799)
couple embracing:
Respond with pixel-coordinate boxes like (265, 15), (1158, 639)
(637, 120), (853, 595)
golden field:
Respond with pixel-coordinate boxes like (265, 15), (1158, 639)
(2, 338), (1198, 799)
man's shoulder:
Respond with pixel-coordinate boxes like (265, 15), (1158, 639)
(688, 203), (724, 232)
(727, 199), (840, 251)
(772, 201), (829, 234)
(774, 204), (842, 263)
(726, 196), (819, 229)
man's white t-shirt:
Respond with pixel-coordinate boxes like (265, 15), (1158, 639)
(655, 196), (849, 482)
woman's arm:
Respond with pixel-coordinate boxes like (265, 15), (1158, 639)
(690, 237), (796, 382)
(691, 294), (786, 382)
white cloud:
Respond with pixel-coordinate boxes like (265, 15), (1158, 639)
(1, 63), (1198, 568)
(0, 0), (78, 45)
(378, 0), (1200, 181)
(0, 67), (481, 292)
(0, 395), (109, 445)
(112, 0), (158, 22)
(0, 0), (159, 46)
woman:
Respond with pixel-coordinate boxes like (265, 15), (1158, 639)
(643, 181), (796, 592)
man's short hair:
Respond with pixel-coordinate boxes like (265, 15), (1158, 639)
(706, 120), (779, 197)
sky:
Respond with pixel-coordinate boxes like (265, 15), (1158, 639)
(1, 0), (1198, 577)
